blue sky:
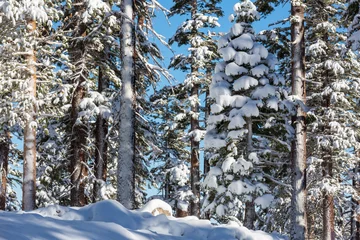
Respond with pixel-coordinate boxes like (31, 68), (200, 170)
(152, 0), (290, 87)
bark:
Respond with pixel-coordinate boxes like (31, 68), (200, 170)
(68, 0), (89, 207)
(307, 211), (315, 240)
(23, 19), (37, 211)
(117, 0), (136, 209)
(0, 132), (10, 210)
(69, 80), (88, 207)
(189, 0), (200, 218)
(244, 201), (256, 230)
(93, 67), (108, 202)
(176, 202), (189, 218)
(244, 117), (256, 229)
(204, 89), (210, 176)
(290, 2), (307, 239)
(322, 158), (335, 240)
(352, 162), (360, 240)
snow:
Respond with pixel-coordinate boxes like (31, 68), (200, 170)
(233, 76), (258, 91)
(0, 200), (285, 240)
(140, 199), (172, 216)
(251, 84), (276, 99)
(231, 23), (244, 36)
(225, 62), (248, 76)
(254, 194), (275, 209)
(228, 115), (246, 129)
(219, 46), (237, 61)
(231, 34), (254, 50)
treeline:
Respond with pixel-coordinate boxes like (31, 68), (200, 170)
(0, 0), (359, 239)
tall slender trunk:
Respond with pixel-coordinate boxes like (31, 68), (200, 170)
(69, 78), (88, 206)
(0, 132), (10, 210)
(117, 0), (136, 209)
(244, 117), (256, 229)
(93, 67), (108, 202)
(23, 19), (37, 211)
(189, 0), (200, 217)
(204, 81), (211, 176)
(68, 0), (88, 207)
(290, 2), (307, 239)
(322, 68), (335, 239)
(352, 162), (360, 240)
(322, 158), (335, 240)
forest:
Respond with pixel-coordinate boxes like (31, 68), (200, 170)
(0, 0), (359, 239)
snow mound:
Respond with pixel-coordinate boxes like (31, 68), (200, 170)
(140, 199), (172, 216)
(0, 200), (286, 240)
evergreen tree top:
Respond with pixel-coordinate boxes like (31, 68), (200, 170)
(229, 0), (260, 24)
(169, 0), (223, 17)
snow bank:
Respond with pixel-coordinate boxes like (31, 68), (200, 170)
(0, 200), (286, 240)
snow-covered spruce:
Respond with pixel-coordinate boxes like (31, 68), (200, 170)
(202, 0), (290, 226)
(306, 0), (360, 238)
(167, 0), (223, 216)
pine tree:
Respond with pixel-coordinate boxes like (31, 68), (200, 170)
(306, 1), (360, 238)
(169, 0), (223, 217)
(203, 0), (289, 226)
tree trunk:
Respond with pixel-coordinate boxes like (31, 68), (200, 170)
(117, 0), (136, 210)
(68, 0), (89, 207)
(290, 2), (307, 239)
(93, 67), (108, 202)
(0, 132), (9, 210)
(69, 79), (88, 207)
(244, 117), (256, 229)
(189, 0), (200, 218)
(322, 158), (335, 240)
(352, 162), (360, 240)
(204, 89), (210, 176)
(23, 19), (37, 211)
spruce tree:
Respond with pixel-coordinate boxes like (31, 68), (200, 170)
(169, 0), (223, 217)
(203, 0), (288, 226)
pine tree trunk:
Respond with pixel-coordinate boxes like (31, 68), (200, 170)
(93, 67), (108, 202)
(353, 162), (360, 240)
(307, 211), (315, 240)
(204, 88), (210, 176)
(244, 201), (256, 229)
(290, 2), (307, 239)
(69, 79), (88, 207)
(189, 0), (200, 218)
(68, 0), (89, 207)
(23, 19), (37, 211)
(0, 132), (9, 210)
(244, 117), (256, 228)
(322, 158), (335, 240)
(117, 0), (136, 209)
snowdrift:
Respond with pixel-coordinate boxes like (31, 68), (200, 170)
(0, 200), (285, 240)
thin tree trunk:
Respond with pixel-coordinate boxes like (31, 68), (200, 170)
(23, 19), (37, 211)
(117, 0), (136, 209)
(204, 88), (210, 176)
(69, 78), (88, 207)
(244, 117), (256, 229)
(322, 158), (335, 240)
(189, 0), (200, 217)
(93, 67), (108, 202)
(0, 132), (10, 210)
(244, 201), (256, 229)
(68, 0), (88, 207)
(290, 2), (307, 239)
(307, 211), (315, 240)
(352, 162), (360, 240)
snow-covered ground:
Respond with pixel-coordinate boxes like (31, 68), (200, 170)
(0, 200), (285, 240)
